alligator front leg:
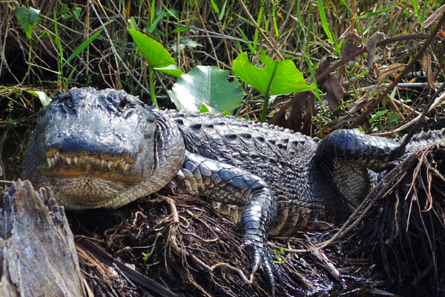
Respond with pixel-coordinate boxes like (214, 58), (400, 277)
(173, 151), (279, 293)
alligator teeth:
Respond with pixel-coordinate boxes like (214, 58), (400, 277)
(46, 153), (132, 170)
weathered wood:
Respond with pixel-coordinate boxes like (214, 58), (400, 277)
(0, 180), (84, 297)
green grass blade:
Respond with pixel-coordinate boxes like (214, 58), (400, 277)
(360, 7), (393, 18)
(296, 0), (302, 26)
(210, 0), (220, 15)
(62, 29), (103, 68)
(412, 0), (421, 23)
(317, 0), (334, 44)
(53, 9), (63, 66)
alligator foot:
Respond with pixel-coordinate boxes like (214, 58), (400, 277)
(242, 238), (282, 295)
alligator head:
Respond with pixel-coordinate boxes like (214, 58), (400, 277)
(26, 87), (185, 209)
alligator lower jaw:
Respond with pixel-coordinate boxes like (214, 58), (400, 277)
(39, 151), (140, 183)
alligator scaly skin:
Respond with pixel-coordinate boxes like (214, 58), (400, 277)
(23, 87), (444, 293)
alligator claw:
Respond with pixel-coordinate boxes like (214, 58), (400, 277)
(242, 238), (282, 295)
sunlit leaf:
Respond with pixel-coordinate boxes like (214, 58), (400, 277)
(168, 65), (244, 113)
(232, 51), (312, 96)
(128, 29), (183, 77)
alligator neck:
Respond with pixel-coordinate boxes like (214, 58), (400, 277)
(137, 111), (186, 193)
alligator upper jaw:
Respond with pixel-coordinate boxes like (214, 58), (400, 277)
(39, 150), (141, 183)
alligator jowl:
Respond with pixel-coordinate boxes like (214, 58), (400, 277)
(22, 87), (444, 293)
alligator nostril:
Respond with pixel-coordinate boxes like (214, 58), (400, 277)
(66, 100), (74, 109)
(118, 96), (129, 112)
(60, 93), (75, 109)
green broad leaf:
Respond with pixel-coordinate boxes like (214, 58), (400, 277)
(5, 117), (17, 130)
(62, 13), (72, 21)
(14, 6), (40, 40)
(170, 26), (189, 34)
(62, 29), (103, 68)
(128, 29), (183, 77)
(232, 51), (312, 96)
(168, 65), (244, 113)
(369, 109), (388, 124)
(28, 90), (51, 106)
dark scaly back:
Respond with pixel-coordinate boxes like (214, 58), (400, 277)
(167, 112), (319, 197)
(166, 111), (332, 235)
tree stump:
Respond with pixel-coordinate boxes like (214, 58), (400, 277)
(0, 180), (84, 297)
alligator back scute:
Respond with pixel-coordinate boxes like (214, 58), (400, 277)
(405, 128), (445, 153)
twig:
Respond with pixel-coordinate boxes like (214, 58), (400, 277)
(267, 242), (308, 253)
(356, 82), (445, 90)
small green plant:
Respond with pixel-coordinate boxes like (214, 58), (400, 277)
(141, 252), (151, 266)
(14, 5), (40, 40)
(273, 247), (288, 264)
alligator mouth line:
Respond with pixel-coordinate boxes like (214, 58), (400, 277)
(45, 151), (134, 171)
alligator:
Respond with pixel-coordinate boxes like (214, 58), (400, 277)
(22, 87), (444, 293)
